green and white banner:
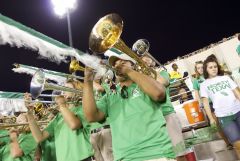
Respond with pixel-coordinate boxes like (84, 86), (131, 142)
(12, 63), (75, 84)
(0, 91), (27, 116)
(0, 13), (106, 77)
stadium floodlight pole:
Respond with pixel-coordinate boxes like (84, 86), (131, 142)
(66, 9), (73, 47)
(51, 0), (77, 48)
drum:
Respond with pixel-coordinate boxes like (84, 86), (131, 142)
(183, 100), (205, 124)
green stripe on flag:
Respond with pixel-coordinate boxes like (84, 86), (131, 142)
(19, 64), (70, 78)
(0, 92), (24, 99)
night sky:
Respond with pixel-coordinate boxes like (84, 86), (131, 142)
(0, 0), (239, 93)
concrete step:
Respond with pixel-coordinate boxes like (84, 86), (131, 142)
(214, 149), (238, 161)
(192, 140), (238, 161)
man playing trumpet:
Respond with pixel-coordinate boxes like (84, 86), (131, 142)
(0, 113), (37, 161)
(83, 49), (176, 161)
(25, 79), (94, 161)
(133, 39), (187, 161)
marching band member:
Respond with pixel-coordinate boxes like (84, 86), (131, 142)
(143, 54), (186, 161)
(25, 79), (94, 161)
(1, 113), (37, 161)
(0, 119), (10, 161)
(89, 79), (114, 161)
(34, 104), (57, 161)
(83, 49), (176, 161)
(132, 39), (186, 161)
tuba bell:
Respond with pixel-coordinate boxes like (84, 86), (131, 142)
(89, 13), (157, 79)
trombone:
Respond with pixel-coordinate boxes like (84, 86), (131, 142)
(89, 13), (157, 79)
(30, 69), (82, 102)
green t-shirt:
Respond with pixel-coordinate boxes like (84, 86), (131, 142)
(45, 106), (93, 161)
(1, 133), (37, 161)
(97, 83), (175, 161)
(159, 70), (175, 116)
(102, 82), (112, 94)
(40, 137), (56, 161)
(0, 130), (10, 161)
(236, 44), (240, 55)
(90, 83), (110, 131)
(94, 90), (104, 101)
(192, 75), (205, 91)
(0, 130), (10, 147)
(0, 146), (3, 161)
(192, 76), (212, 104)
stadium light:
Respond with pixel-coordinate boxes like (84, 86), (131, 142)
(51, 0), (77, 47)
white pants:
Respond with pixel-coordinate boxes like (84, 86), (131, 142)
(165, 113), (186, 156)
(90, 128), (114, 161)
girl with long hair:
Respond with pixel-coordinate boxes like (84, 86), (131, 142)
(200, 55), (240, 158)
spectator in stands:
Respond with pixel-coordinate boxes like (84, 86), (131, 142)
(236, 34), (240, 56)
(170, 63), (182, 80)
(183, 71), (188, 78)
(178, 88), (189, 104)
(200, 55), (240, 158)
(193, 59), (232, 149)
(169, 64), (193, 104)
(192, 61), (205, 103)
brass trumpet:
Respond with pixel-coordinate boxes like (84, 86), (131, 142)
(0, 116), (16, 124)
(0, 121), (49, 129)
(132, 39), (162, 67)
(69, 59), (85, 73)
(89, 13), (157, 79)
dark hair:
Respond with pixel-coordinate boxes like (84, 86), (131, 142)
(194, 61), (203, 79)
(238, 34), (240, 41)
(203, 55), (224, 79)
(183, 71), (188, 78)
(172, 63), (177, 68)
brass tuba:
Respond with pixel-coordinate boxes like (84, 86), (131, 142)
(89, 13), (157, 79)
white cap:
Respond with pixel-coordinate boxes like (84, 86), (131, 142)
(104, 48), (136, 67)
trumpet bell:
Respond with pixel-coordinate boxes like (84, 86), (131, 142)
(69, 59), (85, 73)
(30, 69), (82, 99)
(30, 69), (45, 99)
(89, 13), (123, 53)
(132, 39), (150, 56)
